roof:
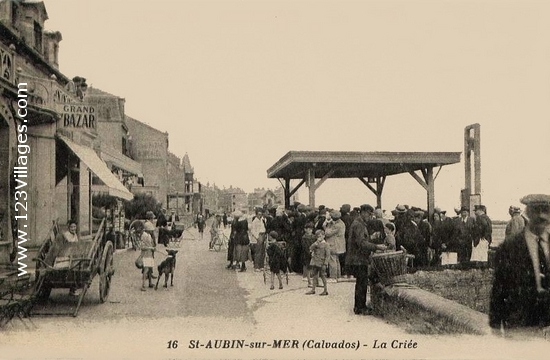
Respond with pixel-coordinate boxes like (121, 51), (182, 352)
(267, 151), (461, 179)
(87, 86), (122, 98)
(182, 153), (194, 173)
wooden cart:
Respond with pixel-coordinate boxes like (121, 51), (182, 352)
(32, 218), (115, 317)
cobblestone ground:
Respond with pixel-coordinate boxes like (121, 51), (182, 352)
(1, 227), (549, 359)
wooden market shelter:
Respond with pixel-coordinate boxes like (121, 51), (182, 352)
(267, 151), (461, 220)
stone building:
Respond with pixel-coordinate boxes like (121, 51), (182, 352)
(201, 182), (221, 215)
(273, 186), (299, 207)
(0, 0), (132, 266)
(86, 87), (142, 191)
(248, 188), (276, 212)
(219, 186), (248, 214)
(166, 151), (185, 215)
(125, 115), (168, 206)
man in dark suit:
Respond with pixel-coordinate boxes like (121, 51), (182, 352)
(490, 194), (550, 333)
(453, 206), (476, 264)
(346, 204), (387, 315)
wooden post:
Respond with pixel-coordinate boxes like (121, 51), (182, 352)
(426, 167), (435, 222)
(284, 178), (291, 209)
(307, 168), (315, 208)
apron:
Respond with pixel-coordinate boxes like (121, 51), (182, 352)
(470, 238), (489, 262)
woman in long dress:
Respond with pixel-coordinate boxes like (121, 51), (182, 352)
(231, 211), (250, 272)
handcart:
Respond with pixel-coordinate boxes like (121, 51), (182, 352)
(32, 218), (114, 317)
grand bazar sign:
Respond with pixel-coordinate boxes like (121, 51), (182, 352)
(60, 104), (96, 129)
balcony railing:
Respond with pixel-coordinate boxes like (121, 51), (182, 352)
(16, 72), (79, 113)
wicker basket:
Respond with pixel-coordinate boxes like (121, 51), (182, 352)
(370, 251), (409, 285)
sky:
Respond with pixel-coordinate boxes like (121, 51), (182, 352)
(43, 0), (550, 220)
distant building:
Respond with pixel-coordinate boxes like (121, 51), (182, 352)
(125, 115), (169, 206)
(202, 182), (221, 215)
(248, 188), (276, 212)
(219, 186), (248, 214)
(273, 186), (299, 207)
(86, 87), (143, 192)
(167, 153), (202, 215)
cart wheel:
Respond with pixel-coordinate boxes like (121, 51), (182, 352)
(99, 241), (114, 303)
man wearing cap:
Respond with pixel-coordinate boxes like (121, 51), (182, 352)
(346, 204), (387, 315)
(505, 206), (526, 242)
(490, 194), (550, 332)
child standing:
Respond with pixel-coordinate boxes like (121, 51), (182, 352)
(384, 222), (397, 251)
(266, 231), (286, 290)
(301, 222), (316, 287)
(306, 229), (330, 296)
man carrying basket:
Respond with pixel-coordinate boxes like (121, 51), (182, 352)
(346, 204), (387, 315)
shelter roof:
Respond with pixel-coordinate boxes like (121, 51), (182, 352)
(267, 151), (461, 179)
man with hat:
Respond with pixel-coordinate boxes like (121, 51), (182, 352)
(325, 210), (346, 282)
(346, 204), (387, 315)
(393, 204), (408, 235)
(505, 205), (526, 242)
(452, 206), (476, 264)
(431, 208), (453, 266)
(490, 194), (550, 332)
(471, 204), (492, 265)
(340, 204), (353, 277)
(396, 209), (428, 267)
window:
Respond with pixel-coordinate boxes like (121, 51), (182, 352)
(34, 21), (42, 52)
(11, 3), (18, 27)
(122, 137), (128, 156)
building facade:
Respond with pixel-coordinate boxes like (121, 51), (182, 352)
(125, 115), (168, 206)
(0, 0), (132, 266)
(87, 87), (143, 192)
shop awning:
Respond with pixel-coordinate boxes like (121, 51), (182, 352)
(99, 144), (142, 176)
(57, 135), (134, 201)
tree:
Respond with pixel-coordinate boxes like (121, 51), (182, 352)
(124, 193), (161, 220)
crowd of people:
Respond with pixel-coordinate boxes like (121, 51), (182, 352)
(149, 193), (548, 332)
(123, 190), (550, 333)
(221, 201), (497, 279)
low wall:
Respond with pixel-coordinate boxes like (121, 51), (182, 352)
(372, 282), (491, 335)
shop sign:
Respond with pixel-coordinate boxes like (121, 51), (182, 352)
(59, 104), (97, 129)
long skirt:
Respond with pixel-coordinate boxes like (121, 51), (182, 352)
(234, 244), (249, 262)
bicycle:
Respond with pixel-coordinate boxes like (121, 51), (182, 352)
(212, 229), (229, 252)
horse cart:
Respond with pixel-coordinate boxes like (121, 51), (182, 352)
(32, 218), (115, 317)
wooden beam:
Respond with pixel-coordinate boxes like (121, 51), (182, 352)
(409, 171), (428, 191)
(314, 167), (336, 190)
(358, 177), (378, 196)
(288, 178), (306, 198)
(434, 165), (443, 181)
